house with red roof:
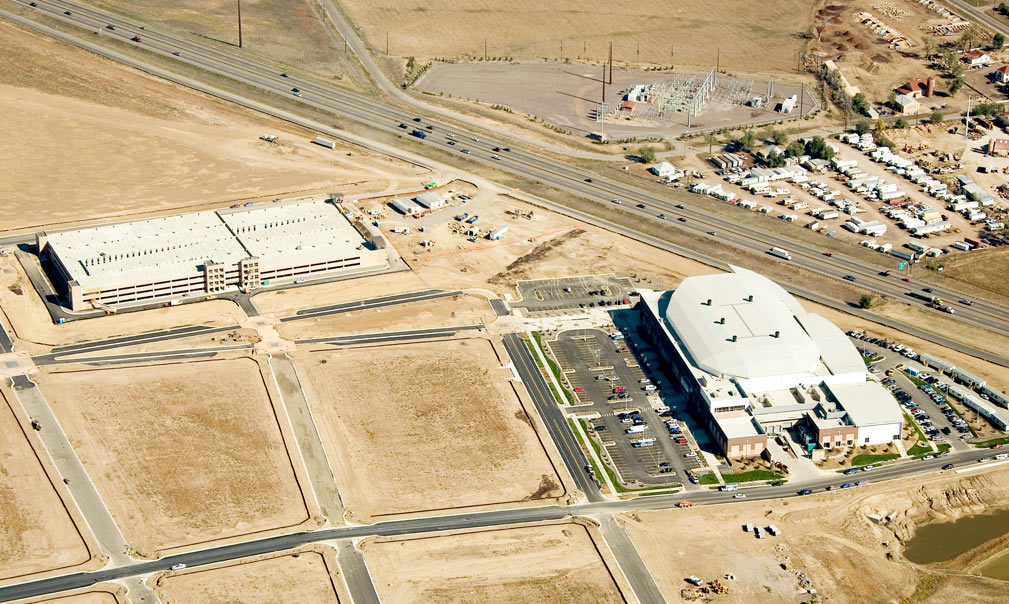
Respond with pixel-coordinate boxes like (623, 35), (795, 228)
(896, 78), (934, 98)
(965, 50), (992, 67)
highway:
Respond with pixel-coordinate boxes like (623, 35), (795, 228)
(8, 0), (1009, 341)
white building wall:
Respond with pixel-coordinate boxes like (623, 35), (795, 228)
(857, 423), (901, 445)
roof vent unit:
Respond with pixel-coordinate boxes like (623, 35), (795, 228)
(747, 295), (754, 302)
(732, 335), (738, 342)
(773, 330), (780, 338)
(719, 317), (726, 324)
(705, 298), (712, 306)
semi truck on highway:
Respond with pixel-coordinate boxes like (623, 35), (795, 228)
(768, 247), (792, 260)
(410, 129), (427, 139)
(907, 291), (955, 313)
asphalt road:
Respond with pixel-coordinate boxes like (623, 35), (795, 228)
(9, 0), (1009, 342)
(335, 540), (381, 604)
(598, 516), (667, 604)
(502, 332), (603, 503)
(2, 444), (1001, 602)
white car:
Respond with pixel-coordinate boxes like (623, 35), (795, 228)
(732, 493), (747, 499)
(491, 154), (502, 160)
(611, 199), (622, 204)
(170, 563), (187, 571)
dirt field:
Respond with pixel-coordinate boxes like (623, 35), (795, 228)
(363, 522), (627, 604)
(296, 338), (566, 521)
(0, 21), (427, 235)
(23, 589), (123, 604)
(251, 270), (429, 315)
(276, 294), (496, 340)
(942, 247), (1009, 300)
(343, 0), (814, 74)
(0, 389), (94, 583)
(79, 0), (368, 89)
(37, 358), (311, 557)
(153, 548), (345, 604)
(624, 466), (1009, 604)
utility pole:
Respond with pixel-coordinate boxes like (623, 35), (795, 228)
(484, 37), (487, 60)
(966, 94), (973, 138)
(608, 42), (613, 84)
(237, 0), (243, 48)
(386, 31), (389, 55)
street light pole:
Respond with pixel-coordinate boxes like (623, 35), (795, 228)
(237, 0), (243, 48)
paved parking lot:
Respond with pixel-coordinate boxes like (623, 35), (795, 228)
(514, 275), (634, 313)
(550, 327), (701, 487)
(851, 335), (971, 452)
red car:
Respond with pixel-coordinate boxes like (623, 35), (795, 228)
(992, 444), (1004, 449)
(822, 252), (833, 257)
(902, 277), (911, 282)
(573, 387), (585, 393)
(675, 437), (687, 444)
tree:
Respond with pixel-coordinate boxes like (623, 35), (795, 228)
(931, 109), (944, 123)
(858, 294), (878, 309)
(704, 132), (718, 155)
(766, 150), (786, 167)
(639, 145), (656, 163)
(855, 121), (871, 135)
(894, 118), (908, 129)
(735, 130), (757, 153)
(994, 33), (1006, 50)
(852, 92), (870, 116)
(886, 91), (898, 109)
(950, 76), (964, 95)
(804, 136), (835, 160)
(875, 119), (887, 134)
(785, 140), (805, 157)
(771, 129), (788, 145)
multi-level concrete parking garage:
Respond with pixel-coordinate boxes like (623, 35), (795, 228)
(37, 198), (389, 311)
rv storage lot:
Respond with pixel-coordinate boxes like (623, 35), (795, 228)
(36, 358), (312, 557)
(363, 523), (628, 604)
(296, 338), (567, 521)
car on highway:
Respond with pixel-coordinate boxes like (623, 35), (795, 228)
(923, 287), (932, 293)
(657, 214), (666, 220)
(732, 493), (746, 499)
(584, 178), (593, 182)
(678, 217), (686, 222)
(491, 154), (501, 160)
(707, 231), (716, 236)
(106, 24), (115, 30)
(840, 483), (853, 489)
(902, 277), (911, 282)
(172, 51), (181, 56)
(398, 123), (407, 129)
(675, 204), (685, 209)
(502, 147), (511, 152)
(960, 299), (973, 306)
(447, 141), (456, 146)
(611, 199), (622, 204)
(856, 480), (867, 486)
(636, 203), (646, 209)
(29, 2), (37, 6)
(798, 489), (813, 496)
(461, 148), (470, 154)
(413, 117), (422, 122)
(942, 463), (954, 470)
(291, 87), (300, 93)
(64, 10), (72, 15)
(823, 252), (833, 257)
(843, 275), (856, 282)
(879, 271), (889, 276)
(170, 563), (187, 571)
(280, 72), (288, 77)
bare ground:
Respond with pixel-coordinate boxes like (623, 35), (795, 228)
(152, 547), (346, 604)
(295, 338), (566, 521)
(0, 388), (94, 583)
(36, 358), (312, 557)
(623, 466), (1009, 604)
(362, 522), (627, 604)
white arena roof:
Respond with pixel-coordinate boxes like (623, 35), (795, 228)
(663, 266), (820, 379)
(794, 313), (866, 377)
(826, 381), (904, 427)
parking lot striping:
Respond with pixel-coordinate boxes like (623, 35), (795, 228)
(410, 223), (585, 260)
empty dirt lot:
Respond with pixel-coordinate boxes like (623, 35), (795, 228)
(153, 548), (346, 604)
(343, 0), (814, 74)
(623, 467), (1009, 604)
(363, 522), (628, 604)
(0, 20), (426, 236)
(23, 588), (124, 604)
(0, 389), (94, 583)
(276, 294), (496, 340)
(37, 358), (312, 557)
(296, 338), (566, 521)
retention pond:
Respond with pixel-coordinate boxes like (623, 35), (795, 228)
(903, 507), (1009, 579)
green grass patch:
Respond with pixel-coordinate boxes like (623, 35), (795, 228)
(938, 443), (952, 453)
(531, 331), (575, 405)
(904, 410), (928, 443)
(908, 443), (933, 458)
(852, 452), (900, 466)
(637, 487), (684, 497)
(721, 469), (784, 483)
(698, 473), (719, 485)
(972, 435), (1009, 449)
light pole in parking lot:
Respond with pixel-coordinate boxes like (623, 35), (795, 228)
(237, 0), (243, 48)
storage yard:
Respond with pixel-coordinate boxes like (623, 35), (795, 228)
(0, 389), (94, 583)
(296, 338), (567, 521)
(35, 359), (312, 557)
(363, 523), (629, 604)
(152, 549), (346, 604)
(623, 467), (1009, 604)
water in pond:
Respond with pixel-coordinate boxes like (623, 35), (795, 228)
(902, 507), (1009, 565)
(979, 549), (1009, 581)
